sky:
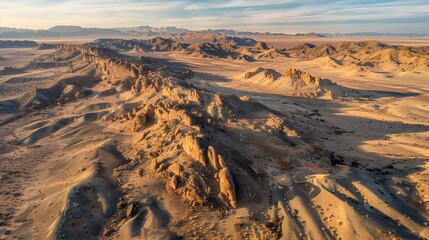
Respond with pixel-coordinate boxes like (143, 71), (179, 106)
(0, 0), (429, 33)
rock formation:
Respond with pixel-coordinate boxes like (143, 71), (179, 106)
(285, 41), (429, 72)
(283, 68), (322, 85)
(4, 42), (427, 240)
(239, 67), (348, 98)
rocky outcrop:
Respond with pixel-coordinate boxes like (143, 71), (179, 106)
(282, 68), (337, 87)
(238, 67), (344, 98)
(255, 41), (269, 50)
(86, 37), (189, 52)
(283, 68), (322, 85)
(182, 135), (206, 165)
(86, 38), (257, 61)
(9, 41), (429, 240)
(128, 104), (155, 132)
(37, 43), (57, 49)
(285, 41), (429, 72)
(256, 49), (286, 59)
(57, 44), (152, 82)
(216, 167), (237, 208)
(52, 44), (246, 210)
(181, 136), (237, 207)
(207, 146), (226, 171)
(244, 67), (281, 80)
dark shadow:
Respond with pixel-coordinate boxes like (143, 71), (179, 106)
(4, 47), (426, 238)
(128, 53), (421, 100)
(134, 53), (429, 237)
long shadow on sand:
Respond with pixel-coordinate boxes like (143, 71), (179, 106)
(66, 52), (428, 238)
(146, 54), (429, 234)
(1, 50), (427, 239)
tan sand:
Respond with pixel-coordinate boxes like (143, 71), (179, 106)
(250, 35), (429, 49)
(0, 37), (428, 240)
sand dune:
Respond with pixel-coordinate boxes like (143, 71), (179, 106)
(0, 42), (428, 240)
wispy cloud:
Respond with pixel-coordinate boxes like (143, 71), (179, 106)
(0, 0), (428, 33)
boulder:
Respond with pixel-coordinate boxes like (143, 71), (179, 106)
(207, 146), (219, 170)
(130, 114), (147, 132)
(216, 167), (237, 208)
(183, 135), (206, 165)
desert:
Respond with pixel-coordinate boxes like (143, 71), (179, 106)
(1, 1), (429, 239)
(0, 32), (428, 240)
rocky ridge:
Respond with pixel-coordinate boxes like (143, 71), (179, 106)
(2, 43), (428, 239)
(285, 41), (429, 72)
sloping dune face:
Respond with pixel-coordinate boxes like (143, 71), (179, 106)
(0, 44), (428, 240)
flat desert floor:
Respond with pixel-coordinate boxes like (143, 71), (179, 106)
(0, 36), (428, 240)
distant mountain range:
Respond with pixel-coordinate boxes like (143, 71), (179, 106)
(0, 25), (427, 38)
(323, 32), (429, 37)
(0, 25), (266, 38)
(0, 26), (124, 38)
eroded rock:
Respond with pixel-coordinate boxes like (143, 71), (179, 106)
(216, 167), (237, 208)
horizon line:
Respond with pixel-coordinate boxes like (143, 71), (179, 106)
(1, 25), (429, 35)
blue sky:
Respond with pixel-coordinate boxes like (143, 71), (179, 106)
(1, 0), (428, 33)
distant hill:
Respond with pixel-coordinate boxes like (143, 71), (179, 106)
(0, 27), (32, 33)
(285, 40), (429, 72)
(85, 37), (285, 61)
(323, 32), (429, 37)
(295, 32), (326, 37)
(113, 26), (191, 36)
(0, 25), (124, 38)
(0, 25), (327, 39)
(0, 40), (38, 48)
(1, 25), (426, 39)
(48, 25), (84, 32)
